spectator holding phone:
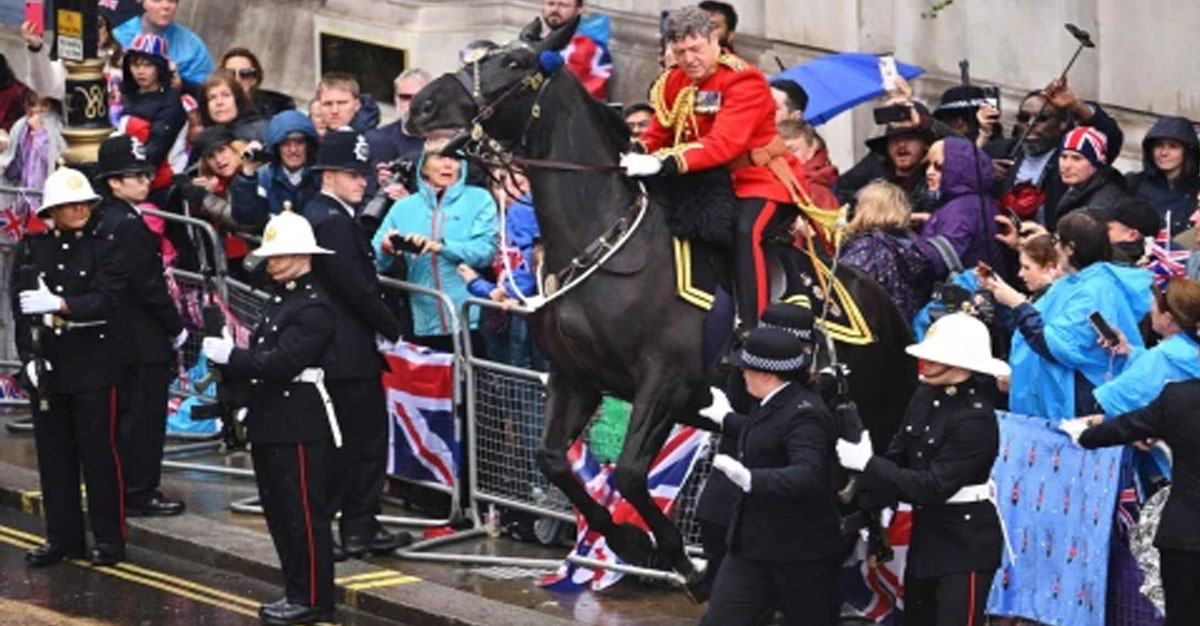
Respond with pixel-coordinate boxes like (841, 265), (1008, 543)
(976, 211), (1151, 420)
(1014, 233), (1060, 301)
(371, 138), (497, 352)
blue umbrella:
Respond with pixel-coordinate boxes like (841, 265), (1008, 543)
(770, 52), (926, 126)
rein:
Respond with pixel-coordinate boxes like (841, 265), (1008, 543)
(448, 54), (646, 311)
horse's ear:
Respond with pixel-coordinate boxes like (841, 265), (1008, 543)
(539, 16), (579, 53)
(518, 18), (543, 44)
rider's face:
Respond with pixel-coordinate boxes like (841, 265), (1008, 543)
(669, 32), (721, 82)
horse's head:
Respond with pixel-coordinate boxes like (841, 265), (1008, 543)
(407, 17), (578, 143)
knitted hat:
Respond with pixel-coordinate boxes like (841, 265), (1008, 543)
(128, 33), (169, 60)
(1061, 126), (1108, 170)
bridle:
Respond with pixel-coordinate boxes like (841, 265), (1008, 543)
(439, 44), (647, 312)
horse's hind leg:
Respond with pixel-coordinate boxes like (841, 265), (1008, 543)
(535, 373), (609, 533)
(611, 372), (701, 582)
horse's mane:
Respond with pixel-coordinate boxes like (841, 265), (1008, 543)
(546, 68), (631, 157)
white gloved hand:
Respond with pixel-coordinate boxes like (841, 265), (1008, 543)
(172, 328), (189, 350)
(619, 153), (663, 177)
(1059, 418), (1090, 447)
(202, 329), (234, 365)
(19, 277), (63, 315)
(880, 506), (895, 530)
(699, 387), (732, 428)
(24, 361), (38, 389)
(836, 434), (874, 472)
(375, 334), (397, 354)
(712, 454), (752, 493)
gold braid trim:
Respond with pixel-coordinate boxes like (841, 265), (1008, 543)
(649, 70), (673, 126)
(717, 52), (747, 72)
(648, 69), (699, 145)
(654, 142), (702, 174)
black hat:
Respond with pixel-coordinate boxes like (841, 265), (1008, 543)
(769, 79), (809, 116)
(865, 102), (934, 155)
(1089, 197), (1163, 238)
(96, 135), (154, 180)
(731, 327), (809, 373)
(933, 85), (990, 119)
(760, 302), (816, 343)
(191, 125), (237, 160)
(312, 129), (371, 177)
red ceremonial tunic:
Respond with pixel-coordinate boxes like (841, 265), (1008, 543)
(636, 53), (806, 205)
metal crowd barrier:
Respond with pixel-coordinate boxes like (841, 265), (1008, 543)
(0, 186), (46, 411)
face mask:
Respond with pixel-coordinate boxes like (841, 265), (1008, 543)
(1112, 240), (1145, 264)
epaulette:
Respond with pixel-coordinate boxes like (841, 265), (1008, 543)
(648, 69), (675, 127)
(717, 52), (748, 72)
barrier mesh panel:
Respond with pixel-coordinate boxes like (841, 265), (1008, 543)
(672, 433), (717, 548)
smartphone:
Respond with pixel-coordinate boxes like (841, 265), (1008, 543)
(976, 261), (994, 280)
(981, 85), (1001, 114)
(873, 105), (911, 125)
(878, 54), (899, 91)
(389, 233), (424, 255)
(1000, 205), (1022, 232)
(1088, 311), (1120, 344)
(24, 0), (44, 37)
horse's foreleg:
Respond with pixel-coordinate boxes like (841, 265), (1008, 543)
(611, 376), (699, 581)
(535, 373), (608, 532)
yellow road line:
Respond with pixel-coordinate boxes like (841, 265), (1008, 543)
(345, 575), (420, 591)
(335, 569), (405, 584)
(0, 523), (259, 618)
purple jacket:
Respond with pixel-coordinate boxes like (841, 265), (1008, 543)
(919, 136), (1009, 279)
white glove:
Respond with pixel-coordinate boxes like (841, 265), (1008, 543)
(19, 277), (63, 315)
(375, 334), (397, 354)
(712, 454), (752, 493)
(620, 153), (663, 177)
(202, 329), (234, 365)
(172, 328), (189, 350)
(836, 434), (874, 472)
(1059, 418), (1089, 447)
(880, 506), (895, 530)
(24, 361), (38, 389)
(699, 387), (732, 428)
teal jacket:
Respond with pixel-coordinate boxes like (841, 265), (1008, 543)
(371, 159), (497, 336)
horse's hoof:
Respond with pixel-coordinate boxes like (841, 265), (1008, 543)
(681, 569), (709, 604)
(605, 523), (653, 565)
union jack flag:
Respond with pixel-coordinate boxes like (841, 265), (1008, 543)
(1146, 227), (1190, 286)
(383, 342), (458, 486)
(841, 505), (912, 624)
(0, 206), (23, 242)
(0, 373), (27, 402)
(538, 426), (710, 592)
(560, 14), (613, 100)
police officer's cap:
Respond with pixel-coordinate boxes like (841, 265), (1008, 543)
(96, 135), (155, 181)
(311, 129), (371, 177)
(760, 302), (815, 343)
(731, 327), (809, 373)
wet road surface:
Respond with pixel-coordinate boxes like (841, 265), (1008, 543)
(0, 507), (404, 626)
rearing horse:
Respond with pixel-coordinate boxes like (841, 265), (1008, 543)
(408, 18), (915, 591)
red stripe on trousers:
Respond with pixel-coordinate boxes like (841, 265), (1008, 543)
(297, 443), (317, 607)
(108, 387), (126, 538)
(967, 570), (977, 626)
(750, 200), (779, 319)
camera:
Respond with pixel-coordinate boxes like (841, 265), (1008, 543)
(980, 85), (1001, 113)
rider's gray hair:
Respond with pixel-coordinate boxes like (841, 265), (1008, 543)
(662, 6), (716, 42)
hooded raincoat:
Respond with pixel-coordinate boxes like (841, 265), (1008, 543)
(230, 111), (319, 228)
(918, 136), (1009, 279)
(1008, 262), (1152, 420)
(371, 156), (497, 336)
(1125, 116), (1200, 237)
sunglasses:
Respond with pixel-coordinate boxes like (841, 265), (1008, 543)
(232, 68), (259, 79)
(1016, 112), (1055, 124)
(395, 93), (418, 102)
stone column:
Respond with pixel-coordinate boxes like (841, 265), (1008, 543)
(53, 0), (110, 167)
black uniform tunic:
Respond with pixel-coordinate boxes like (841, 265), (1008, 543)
(11, 226), (127, 552)
(302, 192), (401, 541)
(861, 377), (1003, 626)
(701, 383), (844, 626)
(94, 197), (185, 507)
(224, 273), (336, 609)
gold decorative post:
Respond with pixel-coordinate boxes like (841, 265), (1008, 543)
(54, 1), (111, 168)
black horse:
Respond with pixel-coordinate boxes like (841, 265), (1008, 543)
(408, 18), (916, 589)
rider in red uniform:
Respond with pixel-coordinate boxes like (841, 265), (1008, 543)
(623, 5), (812, 329)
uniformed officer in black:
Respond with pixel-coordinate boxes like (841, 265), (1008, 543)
(301, 129), (407, 559)
(837, 313), (1009, 626)
(698, 326), (844, 626)
(202, 210), (339, 625)
(694, 302), (819, 601)
(94, 135), (189, 517)
(13, 168), (128, 567)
